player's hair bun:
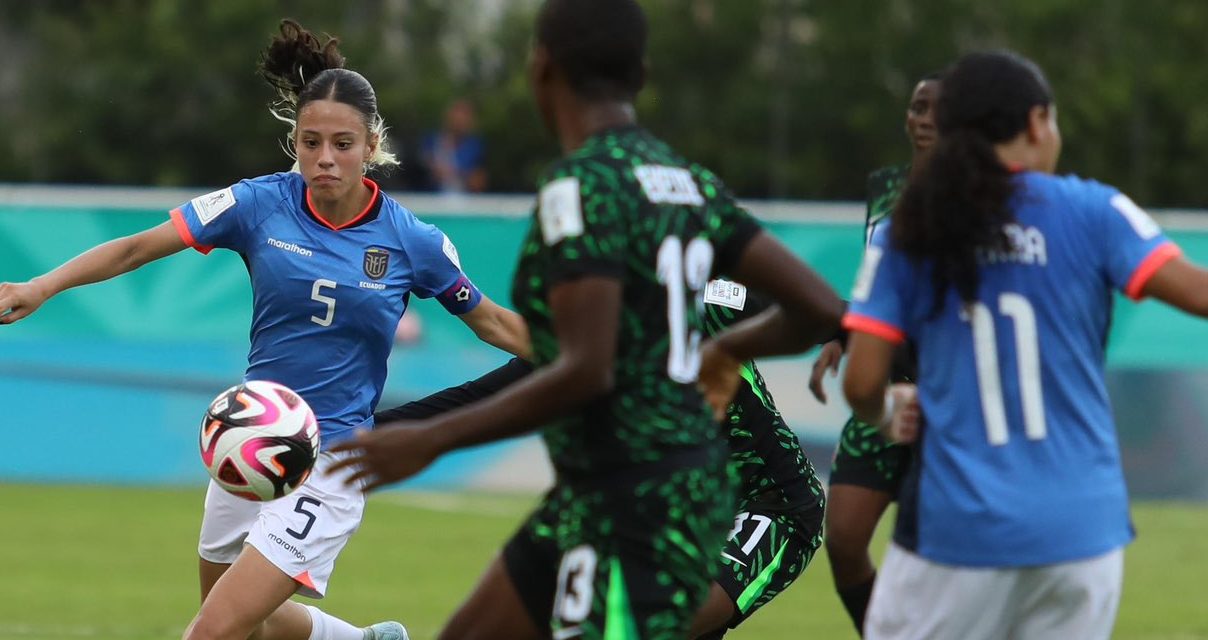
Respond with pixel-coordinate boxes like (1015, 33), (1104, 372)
(258, 19), (346, 100)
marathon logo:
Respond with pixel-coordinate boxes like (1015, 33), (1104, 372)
(268, 533), (307, 562)
(267, 237), (313, 258)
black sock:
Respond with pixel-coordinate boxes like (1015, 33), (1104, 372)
(837, 572), (876, 636)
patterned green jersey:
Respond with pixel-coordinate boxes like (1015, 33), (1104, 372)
(864, 164), (909, 246)
(865, 165), (917, 383)
(511, 126), (761, 477)
(700, 284), (824, 517)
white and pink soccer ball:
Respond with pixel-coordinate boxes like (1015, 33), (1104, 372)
(199, 380), (320, 501)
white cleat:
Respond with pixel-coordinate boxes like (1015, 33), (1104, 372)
(364, 621), (409, 640)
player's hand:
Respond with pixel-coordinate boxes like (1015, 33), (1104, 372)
(0, 279), (52, 325)
(698, 340), (742, 422)
(808, 340), (844, 404)
(882, 383), (920, 444)
(329, 423), (441, 492)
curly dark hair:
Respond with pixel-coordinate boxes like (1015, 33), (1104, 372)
(892, 50), (1054, 308)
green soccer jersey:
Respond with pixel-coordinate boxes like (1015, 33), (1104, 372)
(864, 164), (909, 246)
(511, 126), (760, 477)
(700, 286), (824, 516)
(863, 165), (918, 384)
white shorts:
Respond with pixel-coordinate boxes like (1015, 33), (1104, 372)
(866, 542), (1123, 640)
(197, 450), (366, 599)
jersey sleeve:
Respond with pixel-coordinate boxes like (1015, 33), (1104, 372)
(712, 202), (762, 277)
(373, 358), (534, 423)
(698, 171), (762, 275)
(535, 163), (629, 284)
(842, 224), (910, 344)
(169, 180), (266, 255)
(405, 222), (483, 315)
(1093, 188), (1182, 300)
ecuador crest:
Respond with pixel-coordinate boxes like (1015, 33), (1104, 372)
(363, 247), (390, 280)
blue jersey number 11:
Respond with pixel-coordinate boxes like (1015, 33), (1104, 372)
(963, 293), (1047, 445)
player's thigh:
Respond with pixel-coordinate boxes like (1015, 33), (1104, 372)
(198, 557), (231, 604)
(687, 584), (737, 640)
(440, 553), (548, 640)
(186, 544), (302, 640)
(825, 484), (894, 554)
(441, 493), (560, 640)
(710, 509), (818, 631)
(1011, 548), (1123, 640)
(866, 543), (1015, 640)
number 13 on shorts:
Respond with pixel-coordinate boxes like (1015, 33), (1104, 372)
(554, 545), (598, 625)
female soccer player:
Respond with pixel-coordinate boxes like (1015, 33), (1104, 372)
(808, 72), (939, 634)
(842, 50), (1208, 639)
(331, 1), (844, 638)
(0, 19), (529, 640)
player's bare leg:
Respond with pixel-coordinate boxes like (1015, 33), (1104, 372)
(185, 545), (308, 640)
(439, 554), (545, 640)
(687, 583), (737, 639)
(826, 484), (893, 634)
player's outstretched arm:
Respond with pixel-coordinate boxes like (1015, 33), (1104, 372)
(373, 357), (534, 423)
(458, 296), (533, 359)
(1141, 256), (1208, 317)
(0, 221), (186, 325)
(332, 276), (620, 490)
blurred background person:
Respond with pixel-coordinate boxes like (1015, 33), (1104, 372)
(811, 71), (940, 636)
(421, 98), (488, 194)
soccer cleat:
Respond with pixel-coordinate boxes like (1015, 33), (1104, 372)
(363, 621), (409, 640)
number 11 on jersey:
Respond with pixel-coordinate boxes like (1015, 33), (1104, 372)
(963, 293), (1047, 445)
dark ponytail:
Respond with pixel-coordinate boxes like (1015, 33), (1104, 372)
(258, 19), (346, 101)
(892, 50), (1053, 307)
(256, 19), (398, 170)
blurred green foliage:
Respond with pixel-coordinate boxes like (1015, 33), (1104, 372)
(3, 0), (1207, 205)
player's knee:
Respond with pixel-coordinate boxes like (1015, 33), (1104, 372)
(825, 528), (873, 567)
(183, 612), (255, 640)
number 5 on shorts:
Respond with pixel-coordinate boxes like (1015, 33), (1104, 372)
(287, 496), (321, 540)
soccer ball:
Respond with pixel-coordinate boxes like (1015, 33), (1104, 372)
(199, 380), (320, 501)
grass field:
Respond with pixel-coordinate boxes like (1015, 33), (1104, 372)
(1, 484), (1206, 639)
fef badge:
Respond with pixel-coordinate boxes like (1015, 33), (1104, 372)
(363, 247), (390, 280)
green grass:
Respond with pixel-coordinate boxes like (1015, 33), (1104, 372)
(0, 485), (1205, 639)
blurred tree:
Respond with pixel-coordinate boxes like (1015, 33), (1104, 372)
(3, 0), (1208, 206)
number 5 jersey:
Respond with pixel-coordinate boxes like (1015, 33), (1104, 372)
(171, 172), (482, 445)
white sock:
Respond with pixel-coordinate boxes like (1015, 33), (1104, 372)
(305, 604), (366, 640)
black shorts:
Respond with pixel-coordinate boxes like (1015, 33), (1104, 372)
(711, 501), (823, 632)
(503, 460), (735, 640)
(828, 415), (913, 496)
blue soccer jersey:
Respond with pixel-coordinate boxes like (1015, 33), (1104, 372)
(171, 172), (482, 445)
(844, 171), (1181, 567)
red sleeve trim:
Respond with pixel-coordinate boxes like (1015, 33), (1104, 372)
(1124, 242), (1181, 301)
(169, 207), (213, 255)
(842, 313), (906, 345)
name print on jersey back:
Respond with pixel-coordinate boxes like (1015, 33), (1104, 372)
(635, 165), (705, 206)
